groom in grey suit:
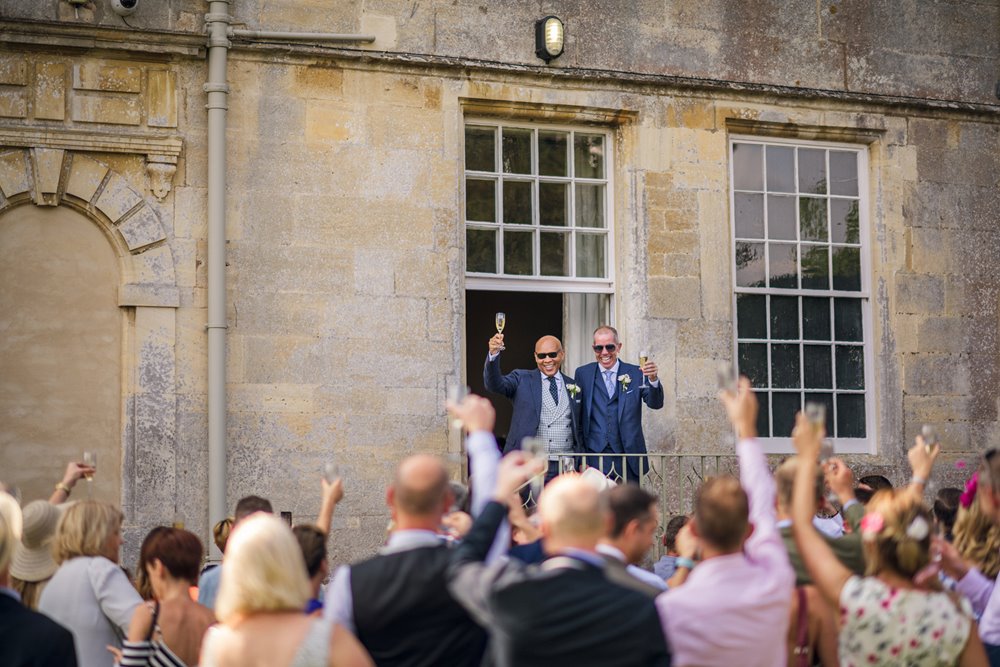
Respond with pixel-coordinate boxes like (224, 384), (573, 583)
(484, 334), (583, 479)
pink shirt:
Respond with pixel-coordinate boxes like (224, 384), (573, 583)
(655, 438), (794, 667)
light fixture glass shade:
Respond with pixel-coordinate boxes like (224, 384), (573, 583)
(535, 16), (565, 63)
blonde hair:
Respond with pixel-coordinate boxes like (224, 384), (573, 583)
(213, 517), (234, 553)
(0, 508), (15, 573)
(953, 501), (1000, 578)
(52, 500), (122, 564)
(11, 578), (48, 609)
(215, 513), (311, 623)
(0, 493), (22, 546)
(863, 489), (933, 579)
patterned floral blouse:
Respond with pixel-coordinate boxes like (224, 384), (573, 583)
(839, 575), (973, 666)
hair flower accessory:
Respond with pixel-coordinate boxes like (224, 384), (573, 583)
(860, 512), (885, 541)
(960, 472), (979, 509)
(566, 384), (581, 398)
(906, 516), (930, 541)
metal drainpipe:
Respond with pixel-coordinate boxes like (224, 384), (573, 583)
(202, 3), (375, 556)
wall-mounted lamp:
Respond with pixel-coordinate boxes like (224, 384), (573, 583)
(535, 16), (564, 63)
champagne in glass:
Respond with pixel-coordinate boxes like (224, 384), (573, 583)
(324, 461), (341, 485)
(921, 424), (939, 454)
(804, 403), (826, 436)
(447, 385), (469, 429)
(638, 351), (649, 389)
(716, 362), (739, 394)
(521, 437), (546, 499)
(559, 456), (577, 475)
(83, 451), (96, 498)
(494, 312), (506, 351)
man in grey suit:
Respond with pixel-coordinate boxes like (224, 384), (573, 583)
(484, 333), (583, 479)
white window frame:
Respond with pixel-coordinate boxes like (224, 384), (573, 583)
(463, 119), (616, 295)
(728, 134), (877, 455)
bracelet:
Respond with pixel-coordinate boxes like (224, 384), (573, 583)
(675, 557), (696, 570)
(911, 475), (928, 486)
(54, 482), (72, 495)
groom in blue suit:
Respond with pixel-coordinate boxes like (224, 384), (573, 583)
(483, 333), (583, 478)
(574, 325), (663, 482)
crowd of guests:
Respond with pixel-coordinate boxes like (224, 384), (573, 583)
(4, 379), (1000, 666)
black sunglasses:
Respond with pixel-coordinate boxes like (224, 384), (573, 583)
(535, 351), (560, 359)
(593, 344), (618, 352)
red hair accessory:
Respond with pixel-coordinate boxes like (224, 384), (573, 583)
(960, 472), (979, 509)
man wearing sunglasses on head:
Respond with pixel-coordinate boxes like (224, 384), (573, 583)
(484, 334), (584, 480)
(574, 325), (663, 483)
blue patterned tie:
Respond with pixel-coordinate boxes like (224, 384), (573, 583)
(547, 376), (559, 405)
(604, 370), (615, 397)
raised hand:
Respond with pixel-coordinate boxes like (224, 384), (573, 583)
(791, 412), (822, 461)
(489, 334), (505, 356)
(718, 377), (758, 440)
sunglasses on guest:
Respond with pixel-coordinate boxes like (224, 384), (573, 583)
(592, 344), (618, 352)
(535, 351), (560, 359)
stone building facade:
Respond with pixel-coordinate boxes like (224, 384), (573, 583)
(1, 0), (998, 563)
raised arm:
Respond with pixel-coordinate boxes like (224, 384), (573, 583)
(905, 435), (940, 503)
(48, 460), (95, 504)
(790, 413), (852, 608)
(316, 476), (344, 536)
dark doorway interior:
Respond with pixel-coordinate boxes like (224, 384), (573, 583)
(466, 290), (562, 448)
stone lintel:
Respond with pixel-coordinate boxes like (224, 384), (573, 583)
(119, 283), (180, 308)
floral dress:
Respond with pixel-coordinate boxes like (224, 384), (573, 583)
(839, 575), (973, 666)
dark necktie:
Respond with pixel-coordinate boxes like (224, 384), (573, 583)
(547, 376), (559, 405)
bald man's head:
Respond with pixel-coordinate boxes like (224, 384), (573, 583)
(534, 335), (564, 378)
(538, 474), (606, 547)
(391, 455), (450, 519)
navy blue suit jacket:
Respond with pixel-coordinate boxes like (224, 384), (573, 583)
(483, 355), (584, 455)
(573, 361), (664, 472)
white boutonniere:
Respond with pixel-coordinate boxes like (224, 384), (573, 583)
(618, 374), (631, 392)
(566, 384), (581, 398)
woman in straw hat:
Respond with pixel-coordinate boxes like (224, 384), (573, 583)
(10, 500), (64, 609)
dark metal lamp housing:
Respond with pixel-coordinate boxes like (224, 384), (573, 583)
(535, 16), (565, 63)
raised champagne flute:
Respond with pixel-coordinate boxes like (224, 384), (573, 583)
(324, 460), (341, 485)
(638, 351), (649, 389)
(447, 384), (469, 429)
(521, 437), (546, 500)
(921, 424), (939, 454)
(495, 312), (506, 351)
(83, 451), (96, 497)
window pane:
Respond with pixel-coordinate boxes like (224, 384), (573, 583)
(799, 196), (828, 242)
(503, 230), (533, 275)
(754, 391), (770, 437)
(804, 392), (834, 433)
(801, 245), (830, 290)
(768, 195), (797, 240)
(834, 298), (863, 342)
(576, 184), (605, 228)
(832, 247), (861, 291)
(736, 242), (765, 288)
(766, 146), (795, 193)
(503, 180), (532, 225)
(538, 131), (568, 176)
(735, 193), (764, 239)
(737, 294), (767, 339)
(466, 228), (496, 273)
(831, 199), (860, 244)
(502, 128), (532, 174)
(803, 347), (833, 389)
(733, 143), (763, 191)
(738, 342), (768, 387)
(770, 295), (799, 340)
(802, 297), (831, 341)
(540, 232), (569, 276)
(771, 344), (801, 388)
(836, 393), (866, 437)
(466, 178), (496, 222)
(835, 345), (865, 390)
(576, 233), (606, 278)
(830, 151), (858, 197)
(772, 392), (801, 437)
(798, 148), (827, 194)
(539, 182), (568, 227)
(768, 243), (798, 289)
(574, 134), (604, 179)
(465, 126), (496, 172)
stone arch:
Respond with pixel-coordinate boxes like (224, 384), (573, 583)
(0, 148), (180, 536)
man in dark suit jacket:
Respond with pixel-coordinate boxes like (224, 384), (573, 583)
(484, 334), (584, 476)
(0, 510), (78, 667)
(574, 325), (663, 482)
(446, 434), (670, 667)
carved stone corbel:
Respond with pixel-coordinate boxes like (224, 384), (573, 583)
(146, 154), (177, 200)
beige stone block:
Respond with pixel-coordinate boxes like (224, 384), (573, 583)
(172, 186), (206, 239)
(673, 162), (726, 190)
(394, 251), (447, 297)
(73, 63), (141, 93)
(0, 58), (26, 85)
(33, 148), (64, 195)
(305, 100), (362, 143)
(917, 316), (970, 354)
(34, 62), (66, 120)
(359, 13), (398, 50)
(0, 150), (30, 198)
(292, 64), (344, 98)
(676, 357), (722, 399)
(118, 204), (166, 250)
(71, 94), (141, 125)
(66, 154), (109, 202)
(889, 145), (917, 182)
(892, 313), (922, 354)
(650, 276), (701, 319)
(635, 127), (672, 171)
(426, 297), (453, 343)
(147, 70), (177, 128)
(354, 248), (394, 296)
(0, 90), (26, 118)
(668, 99), (716, 130)
(96, 173), (143, 222)
(345, 71), (429, 108)
(384, 387), (438, 416)
(695, 129), (727, 163)
(369, 106), (443, 151)
(650, 230), (697, 256)
(134, 306), (177, 394)
(228, 384), (317, 414)
(132, 244), (177, 285)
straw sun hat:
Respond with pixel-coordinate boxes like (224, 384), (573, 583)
(10, 500), (63, 582)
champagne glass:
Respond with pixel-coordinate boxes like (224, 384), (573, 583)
(447, 385), (469, 429)
(638, 351), (649, 389)
(521, 437), (546, 499)
(324, 460), (341, 485)
(83, 451), (96, 497)
(716, 362), (739, 394)
(819, 438), (834, 463)
(804, 403), (826, 436)
(921, 424), (939, 454)
(494, 312), (506, 351)
(559, 455), (577, 475)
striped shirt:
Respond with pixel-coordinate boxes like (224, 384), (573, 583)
(537, 375), (574, 454)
